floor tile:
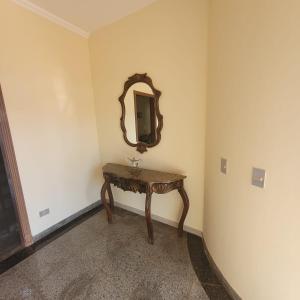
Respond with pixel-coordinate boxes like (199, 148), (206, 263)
(0, 209), (210, 300)
(189, 279), (209, 300)
(202, 284), (232, 300)
(0, 267), (44, 300)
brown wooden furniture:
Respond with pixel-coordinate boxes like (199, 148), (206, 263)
(101, 163), (189, 244)
(119, 73), (163, 153)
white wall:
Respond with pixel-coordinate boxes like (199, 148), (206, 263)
(89, 0), (208, 232)
(204, 0), (300, 299)
(0, 0), (100, 236)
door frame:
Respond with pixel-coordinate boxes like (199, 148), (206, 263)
(133, 90), (156, 143)
(0, 85), (32, 247)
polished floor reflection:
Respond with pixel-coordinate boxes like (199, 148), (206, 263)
(188, 234), (232, 299)
(0, 208), (209, 299)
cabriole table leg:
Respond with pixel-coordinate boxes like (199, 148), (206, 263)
(101, 179), (113, 223)
(177, 185), (190, 236)
(106, 182), (115, 211)
(145, 187), (154, 244)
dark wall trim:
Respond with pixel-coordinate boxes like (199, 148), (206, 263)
(203, 238), (242, 300)
(0, 85), (32, 247)
(33, 200), (101, 242)
(1, 201), (103, 274)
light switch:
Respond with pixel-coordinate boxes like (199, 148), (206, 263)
(221, 158), (227, 174)
(252, 168), (266, 188)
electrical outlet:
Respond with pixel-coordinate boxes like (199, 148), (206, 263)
(39, 208), (50, 217)
(221, 158), (227, 174)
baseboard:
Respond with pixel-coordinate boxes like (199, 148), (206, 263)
(33, 200), (102, 242)
(114, 201), (202, 237)
(202, 237), (242, 300)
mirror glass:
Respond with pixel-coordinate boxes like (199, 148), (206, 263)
(124, 83), (158, 145)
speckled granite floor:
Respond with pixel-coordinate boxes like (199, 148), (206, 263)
(0, 208), (209, 300)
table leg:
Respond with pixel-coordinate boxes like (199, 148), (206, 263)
(177, 185), (190, 237)
(106, 182), (115, 211)
(101, 179), (112, 223)
(145, 187), (154, 244)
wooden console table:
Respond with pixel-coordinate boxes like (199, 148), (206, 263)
(100, 163), (190, 244)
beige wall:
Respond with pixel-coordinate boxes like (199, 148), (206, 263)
(205, 0), (300, 299)
(4, 0), (298, 297)
(0, 0), (100, 236)
(89, 0), (208, 232)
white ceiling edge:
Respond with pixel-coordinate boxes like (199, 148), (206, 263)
(11, 0), (90, 38)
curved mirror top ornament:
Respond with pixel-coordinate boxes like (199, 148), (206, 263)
(119, 74), (163, 153)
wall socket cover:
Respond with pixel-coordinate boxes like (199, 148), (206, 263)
(221, 158), (227, 174)
(39, 208), (50, 217)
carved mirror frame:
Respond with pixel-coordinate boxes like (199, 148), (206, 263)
(119, 73), (163, 153)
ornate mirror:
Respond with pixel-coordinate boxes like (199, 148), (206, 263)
(119, 73), (163, 153)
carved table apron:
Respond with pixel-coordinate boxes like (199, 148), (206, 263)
(100, 163), (190, 244)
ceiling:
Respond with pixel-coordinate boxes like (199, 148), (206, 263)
(20, 0), (157, 34)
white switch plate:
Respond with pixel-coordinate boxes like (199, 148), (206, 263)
(252, 168), (266, 188)
(221, 158), (227, 174)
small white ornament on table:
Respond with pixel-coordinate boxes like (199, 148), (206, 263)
(128, 157), (141, 168)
